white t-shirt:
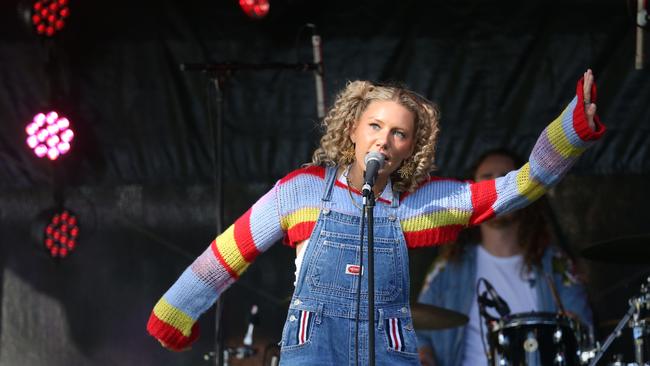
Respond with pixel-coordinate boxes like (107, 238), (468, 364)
(461, 245), (539, 366)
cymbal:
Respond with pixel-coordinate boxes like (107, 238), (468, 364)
(411, 303), (469, 330)
(581, 234), (650, 264)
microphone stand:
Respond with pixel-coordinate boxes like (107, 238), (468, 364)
(477, 291), (498, 365)
(210, 71), (226, 366)
(363, 191), (376, 366)
(180, 58), (322, 366)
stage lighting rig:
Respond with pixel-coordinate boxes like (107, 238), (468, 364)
(18, 0), (71, 38)
(43, 209), (79, 259)
(25, 111), (75, 161)
(239, 0), (270, 19)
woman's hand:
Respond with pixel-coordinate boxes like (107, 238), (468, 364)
(158, 339), (191, 352)
(583, 69), (597, 131)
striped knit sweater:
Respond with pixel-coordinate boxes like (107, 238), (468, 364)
(147, 79), (605, 351)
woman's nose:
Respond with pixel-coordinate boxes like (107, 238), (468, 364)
(375, 131), (389, 148)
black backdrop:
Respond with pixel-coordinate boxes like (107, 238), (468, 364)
(1, 0), (649, 365)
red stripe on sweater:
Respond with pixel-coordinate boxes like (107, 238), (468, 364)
(404, 225), (463, 248)
(146, 312), (200, 351)
(210, 239), (239, 280)
(573, 77), (606, 141)
(279, 166), (325, 184)
(468, 179), (497, 225)
(283, 221), (316, 248)
(233, 209), (260, 262)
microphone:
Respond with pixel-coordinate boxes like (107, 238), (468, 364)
(362, 152), (385, 197)
(309, 24), (326, 118)
(481, 278), (511, 318)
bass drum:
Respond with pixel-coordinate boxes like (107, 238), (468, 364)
(488, 312), (583, 366)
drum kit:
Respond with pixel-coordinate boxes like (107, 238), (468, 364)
(409, 234), (650, 366)
(209, 235), (650, 365)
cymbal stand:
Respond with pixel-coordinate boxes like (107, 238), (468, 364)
(631, 280), (650, 366)
(588, 277), (650, 366)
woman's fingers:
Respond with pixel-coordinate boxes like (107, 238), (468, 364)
(582, 69), (597, 130)
(583, 69), (593, 102)
(157, 339), (190, 352)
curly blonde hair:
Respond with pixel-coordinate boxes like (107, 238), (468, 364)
(310, 81), (440, 192)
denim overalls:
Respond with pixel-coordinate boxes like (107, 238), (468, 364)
(279, 167), (420, 365)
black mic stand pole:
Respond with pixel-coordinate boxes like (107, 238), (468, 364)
(210, 71), (227, 366)
(184, 66), (230, 366)
(363, 191), (376, 366)
(180, 62), (319, 74)
(180, 59), (322, 366)
(478, 292), (497, 365)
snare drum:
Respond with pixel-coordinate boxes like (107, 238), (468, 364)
(488, 312), (582, 366)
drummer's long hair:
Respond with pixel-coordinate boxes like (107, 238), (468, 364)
(441, 148), (551, 272)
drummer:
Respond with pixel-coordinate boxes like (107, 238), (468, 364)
(416, 148), (594, 366)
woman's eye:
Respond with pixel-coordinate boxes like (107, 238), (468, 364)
(370, 123), (380, 130)
(394, 131), (406, 139)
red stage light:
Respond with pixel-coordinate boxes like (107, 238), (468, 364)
(43, 209), (79, 258)
(26, 111), (75, 160)
(28, 0), (70, 37)
(239, 0), (270, 19)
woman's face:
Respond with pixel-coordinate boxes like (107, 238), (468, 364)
(349, 100), (416, 179)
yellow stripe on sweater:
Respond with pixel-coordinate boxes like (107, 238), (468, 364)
(401, 208), (471, 232)
(280, 207), (320, 230)
(153, 298), (194, 337)
(516, 164), (547, 201)
(545, 110), (585, 158)
(216, 225), (249, 276)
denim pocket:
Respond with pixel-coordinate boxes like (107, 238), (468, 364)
(383, 317), (419, 357)
(280, 308), (318, 351)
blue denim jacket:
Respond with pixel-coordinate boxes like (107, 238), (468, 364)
(415, 244), (593, 366)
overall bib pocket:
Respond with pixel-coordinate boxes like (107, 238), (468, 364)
(307, 230), (402, 303)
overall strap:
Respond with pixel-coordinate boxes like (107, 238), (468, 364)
(390, 189), (399, 209)
(321, 166), (338, 202)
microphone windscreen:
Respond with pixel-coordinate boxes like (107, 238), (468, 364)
(364, 151), (385, 167)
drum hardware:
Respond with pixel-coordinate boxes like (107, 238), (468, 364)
(523, 332), (539, 352)
(476, 277), (513, 365)
(204, 305), (260, 365)
(588, 277), (650, 366)
(580, 346), (598, 364)
(474, 276), (594, 365)
(487, 312), (584, 366)
(607, 354), (626, 366)
(203, 346), (257, 364)
(554, 327), (564, 343)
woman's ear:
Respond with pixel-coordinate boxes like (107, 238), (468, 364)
(349, 122), (357, 144)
